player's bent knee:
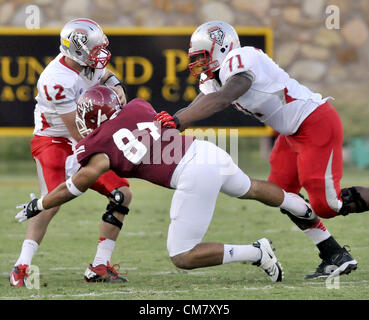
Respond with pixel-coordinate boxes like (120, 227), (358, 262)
(170, 245), (203, 270)
(117, 186), (132, 206)
(170, 251), (195, 270)
(102, 189), (130, 229)
(170, 253), (187, 269)
(239, 179), (267, 200)
(238, 179), (256, 199)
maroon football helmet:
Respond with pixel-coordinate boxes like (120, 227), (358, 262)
(76, 85), (121, 137)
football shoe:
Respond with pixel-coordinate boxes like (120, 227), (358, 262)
(305, 247), (358, 279)
(84, 261), (128, 283)
(252, 238), (283, 282)
(9, 264), (29, 287)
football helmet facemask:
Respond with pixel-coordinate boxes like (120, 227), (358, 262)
(188, 21), (240, 83)
(76, 85), (121, 138)
(60, 18), (111, 69)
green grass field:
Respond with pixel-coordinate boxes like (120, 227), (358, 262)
(1, 142), (369, 301)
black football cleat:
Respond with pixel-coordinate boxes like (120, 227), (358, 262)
(304, 247), (358, 279)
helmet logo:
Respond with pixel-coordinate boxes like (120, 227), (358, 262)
(208, 26), (225, 46)
(77, 98), (93, 114)
(71, 30), (88, 50)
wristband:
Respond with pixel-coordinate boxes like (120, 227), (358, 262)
(66, 177), (84, 197)
(104, 75), (121, 87)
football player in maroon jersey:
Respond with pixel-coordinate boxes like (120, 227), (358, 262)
(16, 85), (323, 282)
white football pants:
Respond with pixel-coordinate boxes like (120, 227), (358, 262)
(167, 140), (251, 257)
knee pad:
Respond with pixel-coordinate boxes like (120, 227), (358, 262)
(102, 189), (130, 229)
(102, 212), (123, 229)
(339, 187), (369, 215)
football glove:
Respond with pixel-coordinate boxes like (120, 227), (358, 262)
(155, 111), (181, 129)
(15, 193), (43, 223)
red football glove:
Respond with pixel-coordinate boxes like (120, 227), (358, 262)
(155, 111), (180, 129)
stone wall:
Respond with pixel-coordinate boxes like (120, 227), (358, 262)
(1, 0), (369, 136)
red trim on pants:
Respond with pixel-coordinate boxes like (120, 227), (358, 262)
(31, 136), (74, 193)
(31, 135), (130, 197)
(91, 170), (130, 197)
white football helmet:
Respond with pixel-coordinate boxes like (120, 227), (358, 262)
(188, 21), (240, 83)
(60, 18), (111, 69)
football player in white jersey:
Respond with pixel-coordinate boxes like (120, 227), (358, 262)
(155, 21), (369, 279)
(10, 19), (132, 287)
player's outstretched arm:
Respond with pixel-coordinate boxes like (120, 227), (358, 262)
(160, 92), (206, 129)
(156, 74), (251, 131)
(174, 92), (205, 116)
(177, 74), (251, 130)
(15, 153), (110, 222)
(154, 93), (205, 130)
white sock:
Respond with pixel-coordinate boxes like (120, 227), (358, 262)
(279, 192), (331, 245)
(279, 191), (309, 217)
(303, 219), (331, 245)
(222, 244), (261, 264)
(92, 238), (115, 267)
(15, 239), (39, 266)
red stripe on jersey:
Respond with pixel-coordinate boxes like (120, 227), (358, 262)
(284, 88), (296, 104)
(59, 56), (80, 75)
(40, 113), (50, 131)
